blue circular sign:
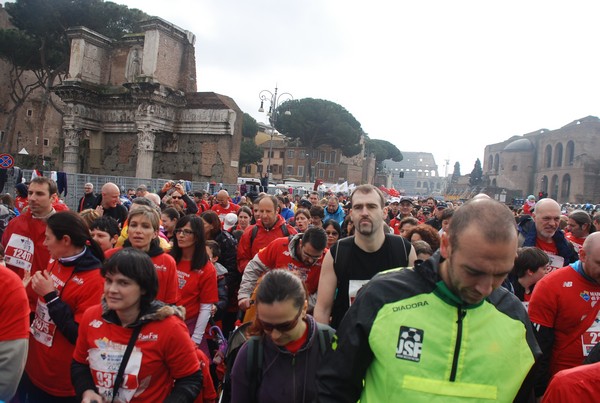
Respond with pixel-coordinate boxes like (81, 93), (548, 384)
(0, 153), (15, 169)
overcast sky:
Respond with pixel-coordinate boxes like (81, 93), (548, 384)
(107, 1), (600, 176)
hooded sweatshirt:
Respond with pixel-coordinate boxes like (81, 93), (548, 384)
(26, 247), (104, 397)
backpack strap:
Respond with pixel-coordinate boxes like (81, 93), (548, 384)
(316, 322), (335, 355)
(387, 233), (410, 264)
(249, 225), (260, 249)
(246, 336), (263, 403)
(250, 223), (290, 249)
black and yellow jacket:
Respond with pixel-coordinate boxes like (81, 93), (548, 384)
(317, 254), (541, 402)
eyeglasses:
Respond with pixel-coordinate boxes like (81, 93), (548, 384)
(325, 231), (339, 237)
(175, 229), (194, 236)
(302, 247), (322, 263)
(258, 307), (303, 332)
(171, 196), (181, 200)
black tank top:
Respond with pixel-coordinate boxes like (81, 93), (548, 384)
(330, 234), (411, 328)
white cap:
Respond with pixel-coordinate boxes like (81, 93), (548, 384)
(223, 213), (238, 231)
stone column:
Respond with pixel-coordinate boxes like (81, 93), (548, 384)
(136, 129), (156, 178)
(63, 128), (80, 173)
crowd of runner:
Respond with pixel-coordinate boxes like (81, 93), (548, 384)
(0, 178), (598, 402)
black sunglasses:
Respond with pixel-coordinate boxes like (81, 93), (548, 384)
(258, 307), (303, 332)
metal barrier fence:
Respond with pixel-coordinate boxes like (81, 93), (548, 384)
(1, 169), (240, 211)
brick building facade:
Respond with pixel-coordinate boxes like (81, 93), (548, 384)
(243, 125), (375, 185)
(0, 8), (242, 183)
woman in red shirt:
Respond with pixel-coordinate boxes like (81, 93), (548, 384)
(71, 248), (202, 402)
(18, 211), (104, 402)
(106, 206), (179, 304)
(236, 206), (253, 233)
(170, 215), (218, 357)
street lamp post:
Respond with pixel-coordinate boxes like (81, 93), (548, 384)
(258, 85), (293, 181)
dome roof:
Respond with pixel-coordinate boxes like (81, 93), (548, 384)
(503, 138), (533, 152)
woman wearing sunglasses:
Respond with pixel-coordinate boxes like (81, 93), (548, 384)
(323, 219), (341, 249)
(230, 270), (334, 403)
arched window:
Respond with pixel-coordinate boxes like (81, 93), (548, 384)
(566, 141), (575, 166)
(561, 174), (571, 199)
(492, 178), (497, 187)
(417, 181), (421, 188)
(551, 175), (559, 200)
(488, 155), (493, 171)
(541, 175), (548, 194)
(545, 145), (552, 168)
(554, 143), (563, 167)
(494, 154), (500, 172)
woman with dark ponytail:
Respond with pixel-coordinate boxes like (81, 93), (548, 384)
(231, 270), (334, 403)
(17, 211), (105, 402)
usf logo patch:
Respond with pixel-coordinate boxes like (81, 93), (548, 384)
(396, 326), (424, 362)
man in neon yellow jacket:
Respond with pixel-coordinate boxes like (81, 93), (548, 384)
(317, 197), (541, 402)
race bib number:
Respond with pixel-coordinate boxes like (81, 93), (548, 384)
(545, 253), (564, 274)
(581, 310), (600, 356)
(4, 233), (34, 272)
(89, 340), (144, 403)
(348, 280), (369, 306)
(30, 300), (56, 347)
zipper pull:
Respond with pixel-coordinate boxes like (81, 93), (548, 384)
(456, 308), (466, 323)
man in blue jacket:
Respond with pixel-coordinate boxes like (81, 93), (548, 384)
(324, 196), (345, 225)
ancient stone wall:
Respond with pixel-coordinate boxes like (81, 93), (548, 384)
(484, 117), (600, 203)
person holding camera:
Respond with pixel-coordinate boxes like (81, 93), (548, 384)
(160, 181), (198, 216)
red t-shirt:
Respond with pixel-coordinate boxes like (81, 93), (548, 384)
(535, 238), (564, 273)
(256, 237), (326, 295)
(15, 196), (28, 213)
(106, 248), (180, 304)
(389, 218), (402, 235)
(52, 200), (69, 211)
(2, 211), (51, 311)
(27, 259), (104, 396)
(176, 259), (219, 319)
(211, 203), (240, 224)
(0, 265), (30, 341)
(73, 305), (200, 402)
(194, 348), (217, 403)
(543, 361), (600, 402)
(284, 321), (310, 354)
(565, 233), (586, 257)
(195, 200), (210, 215)
(529, 265), (600, 375)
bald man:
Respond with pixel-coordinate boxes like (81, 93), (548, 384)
(95, 182), (128, 228)
(211, 189), (239, 224)
(529, 232), (600, 398)
(519, 198), (577, 272)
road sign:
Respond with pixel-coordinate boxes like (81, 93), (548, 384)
(0, 153), (15, 169)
